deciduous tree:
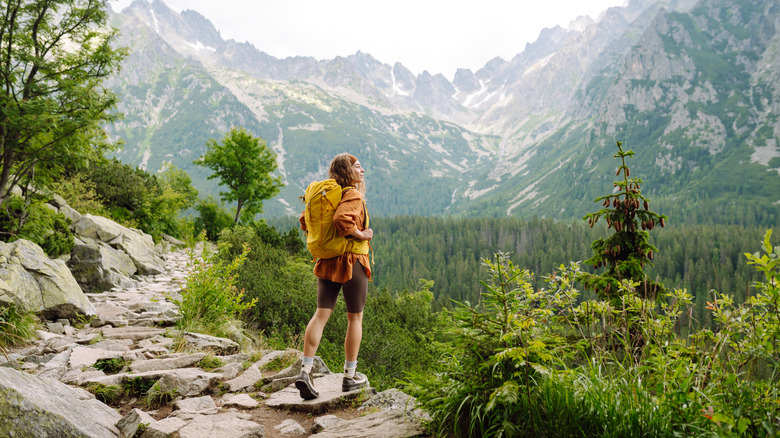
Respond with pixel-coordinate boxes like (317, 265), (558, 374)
(0, 0), (126, 207)
(194, 127), (283, 223)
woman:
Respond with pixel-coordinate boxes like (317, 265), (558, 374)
(296, 153), (373, 400)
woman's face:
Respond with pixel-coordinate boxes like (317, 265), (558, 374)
(351, 160), (365, 185)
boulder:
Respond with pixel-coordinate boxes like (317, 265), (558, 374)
(71, 214), (165, 275)
(58, 204), (82, 223)
(142, 417), (187, 437)
(274, 419), (306, 435)
(0, 366), (121, 438)
(0, 239), (95, 320)
(67, 242), (137, 293)
(221, 394), (260, 409)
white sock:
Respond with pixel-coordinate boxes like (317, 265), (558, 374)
(344, 360), (357, 377)
(302, 356), (314, 374)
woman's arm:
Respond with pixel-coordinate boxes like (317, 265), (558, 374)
(334, 191), (372, 241)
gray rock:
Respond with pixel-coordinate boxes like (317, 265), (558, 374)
(141, 417), (186, 438)
(153, 368), (223, 397)
(317, 409), (426, 438)
(130, 352), (206, 373)
(50, 193), (69, 209)
(176, 412), (264, 438)
(312, 414), (340, 433)
(162, 233), (186, 246)
(72, 214), (165, 275)
(0, 366), (121, 438)
(101, 326), (166, 342)
(182, 332), (240, 355)
(0, 239), (95, 320)
(360, 388), (421, 412)
(217, 362), (245, 380)
(173, 395), (218, 415)
(221, 393), (260, 409)
(42, 336), (73, 354)
(58, 204), (82, 223)
(68, 242), (137, 293)
(265, 373), (377, 414)
(117, 408), (156, 438)
(274, 418), (306, 435)
(69, 346), (125, 369)
(224, 364), (262, 392)
(72, 213), (125, 243)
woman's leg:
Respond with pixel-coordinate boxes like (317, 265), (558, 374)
(344, 311), (363, 361)
(304, 278), (341, 358)
(303, 307), (332, 358)
(342, 262), (368, 362)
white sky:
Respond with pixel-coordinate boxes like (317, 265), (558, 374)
(110, 0), (627, 80)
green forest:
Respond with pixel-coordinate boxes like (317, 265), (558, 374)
(271, 215), (767, 327)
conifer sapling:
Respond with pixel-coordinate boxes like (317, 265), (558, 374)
(578, 141), (669, 302)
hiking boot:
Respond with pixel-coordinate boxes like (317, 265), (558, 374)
(295, 370), (319, 400)
(342, 371), (368, 392)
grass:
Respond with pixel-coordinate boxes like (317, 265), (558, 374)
(85, 382), (123, 404)
(197, 354), (225, 371)
(259, 351), (298, 372)
(143, 382), (176, 409)
(0, 303), (38, 350)
(94, 357), (128, 374)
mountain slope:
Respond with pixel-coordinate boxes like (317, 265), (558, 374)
(106, 0), (780, 225)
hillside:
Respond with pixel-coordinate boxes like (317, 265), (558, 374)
(106, 0), (779, 225)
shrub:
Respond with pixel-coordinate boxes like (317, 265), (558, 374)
(49, 173), (108, 217)
(171, 233), (257, 340)
(0, 196), (74, 257)
(218, 226), (315, 344)
(194, 196), (234, 242)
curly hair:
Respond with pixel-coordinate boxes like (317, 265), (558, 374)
(329, 153), (365, 193)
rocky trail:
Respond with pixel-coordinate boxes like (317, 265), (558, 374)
(1, 245), (426, 438)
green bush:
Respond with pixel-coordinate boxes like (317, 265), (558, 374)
(50, 173), (108, 217)
(78, 158), (197, 241)
(0, 196), (74, 258)
(219, 225), (315, 344)
(171, 234), (257, 341)
(194, 196), (234, 242)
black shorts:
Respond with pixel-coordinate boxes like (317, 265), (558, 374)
(317, 262), (368, 313)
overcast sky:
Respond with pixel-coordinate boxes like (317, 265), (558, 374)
(110, 0), (627, 79)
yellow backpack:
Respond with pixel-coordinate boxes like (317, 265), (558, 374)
(303, 179), (369, 260)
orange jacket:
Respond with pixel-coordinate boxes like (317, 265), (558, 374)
(300, 188), (371, 282)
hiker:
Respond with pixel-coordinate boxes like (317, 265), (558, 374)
(296, 153), (373, 400)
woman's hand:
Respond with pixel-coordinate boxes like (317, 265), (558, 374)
(351, 228), (373, 241)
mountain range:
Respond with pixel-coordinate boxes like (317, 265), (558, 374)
(105, 0), (780, 225)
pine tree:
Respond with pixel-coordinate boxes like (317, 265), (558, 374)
(578, 141), (669, 302)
